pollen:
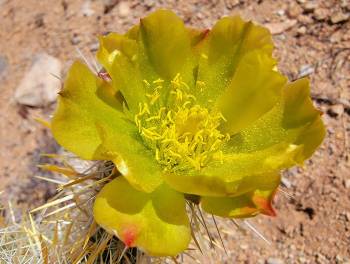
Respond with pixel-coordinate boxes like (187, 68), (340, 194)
(135, 74), (230, 172)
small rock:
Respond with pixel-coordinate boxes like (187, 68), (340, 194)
(316, 253), (327, 263)
(297, 26), (307, 34)
(118, 2), (130, 18)
(297, 14), (314, 24)
(328, 104), (344, 118)
(89, 42), (99, 52)
(276, 9), (285, 16)
(303, 2), (317, 12)
(70, 33), (81, 45)
(287, 3), (303, 18)
(14, 53), (61, 107)
(103, 0), (118, 14)
(281, 177), (292, 188)
(267, 257), (284, 264)
(0, 55), (7, 75)
(345, 179), (350, 189)
(330, 11), (349, 24)
(81, 1), (95, 17)
(34, 13), (45, 27)
(330, 31), (342, 43)
(298, 64), (314, 78)
(240, 244), (248, 250)
(224, 0), (240, 9)
(314, 8), (329, 21)
(345, 212), (350, 221)
(341, 0), (350, 9)
(299, 256), (307, 263)
(338, 98), (350, 108)
(265, 19), (297, 34)
(144, 0), (155, 8)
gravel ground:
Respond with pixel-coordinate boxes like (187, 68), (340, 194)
(0, 0), (349, 263)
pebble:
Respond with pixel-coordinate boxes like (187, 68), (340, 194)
(144, 0), (155, 8)
(303, 2), (317, 12)
(316, 253), (327, 263)
(297, 14), (314, 24)
(265, 19), (297, 35)
(0, 55), (7, 75)
(298, 64), (314, 78)
(240, 244), (248, 250)
(287, 3), (303, 18)
(118, 2), (130, 18)
(341, 0), (350, 10)
(81, 1), (95, 17)
(314, 8), (328, 21)
(345, 179), (350, 189)
(297, 26), (307, 34)
(70, 33), (81, 45)
(345, 212), (350, 221)
(330, 12), (349, 24)
(328, 104), (344, 118)
(276, 9), (285, 17)
(14, 53), (61, 107)
(330, 31), (342, 43)
(266, 257), (284, 264)
(281, 177), (292, 188)
(225, 0), (240, 9)
(89, 42), (99, 52)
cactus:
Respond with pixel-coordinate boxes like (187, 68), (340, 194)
(50, 9), (325, 257)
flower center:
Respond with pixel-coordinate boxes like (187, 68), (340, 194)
(134, 74), (230, 172)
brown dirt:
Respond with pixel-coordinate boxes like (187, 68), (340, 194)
(0, 0), (349, 263)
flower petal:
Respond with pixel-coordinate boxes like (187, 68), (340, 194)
(201, 179), (279, 218)
(51, 61), (135, 160)
(283, 78), (326, 161)
(97, 32), (137, 72)
(94, 123), (163, 193)
(216, 50), (287, 134)
(93, 177), (191, 257)
(164, 155), (284, 197)
(227, 78), (325, 161)
(97, 33), (145, 113)
(164, 78), (324, 196)
(194, 16), (273, 105)
(139, 9), (192, 80)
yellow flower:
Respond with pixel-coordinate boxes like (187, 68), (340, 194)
(51, 10), (325, 256)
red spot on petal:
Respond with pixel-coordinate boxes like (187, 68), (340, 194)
(121, 226), (138, 247)
(252, 191), (277, 217)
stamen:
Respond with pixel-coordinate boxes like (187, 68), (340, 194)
(134, 74), (230, 171)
